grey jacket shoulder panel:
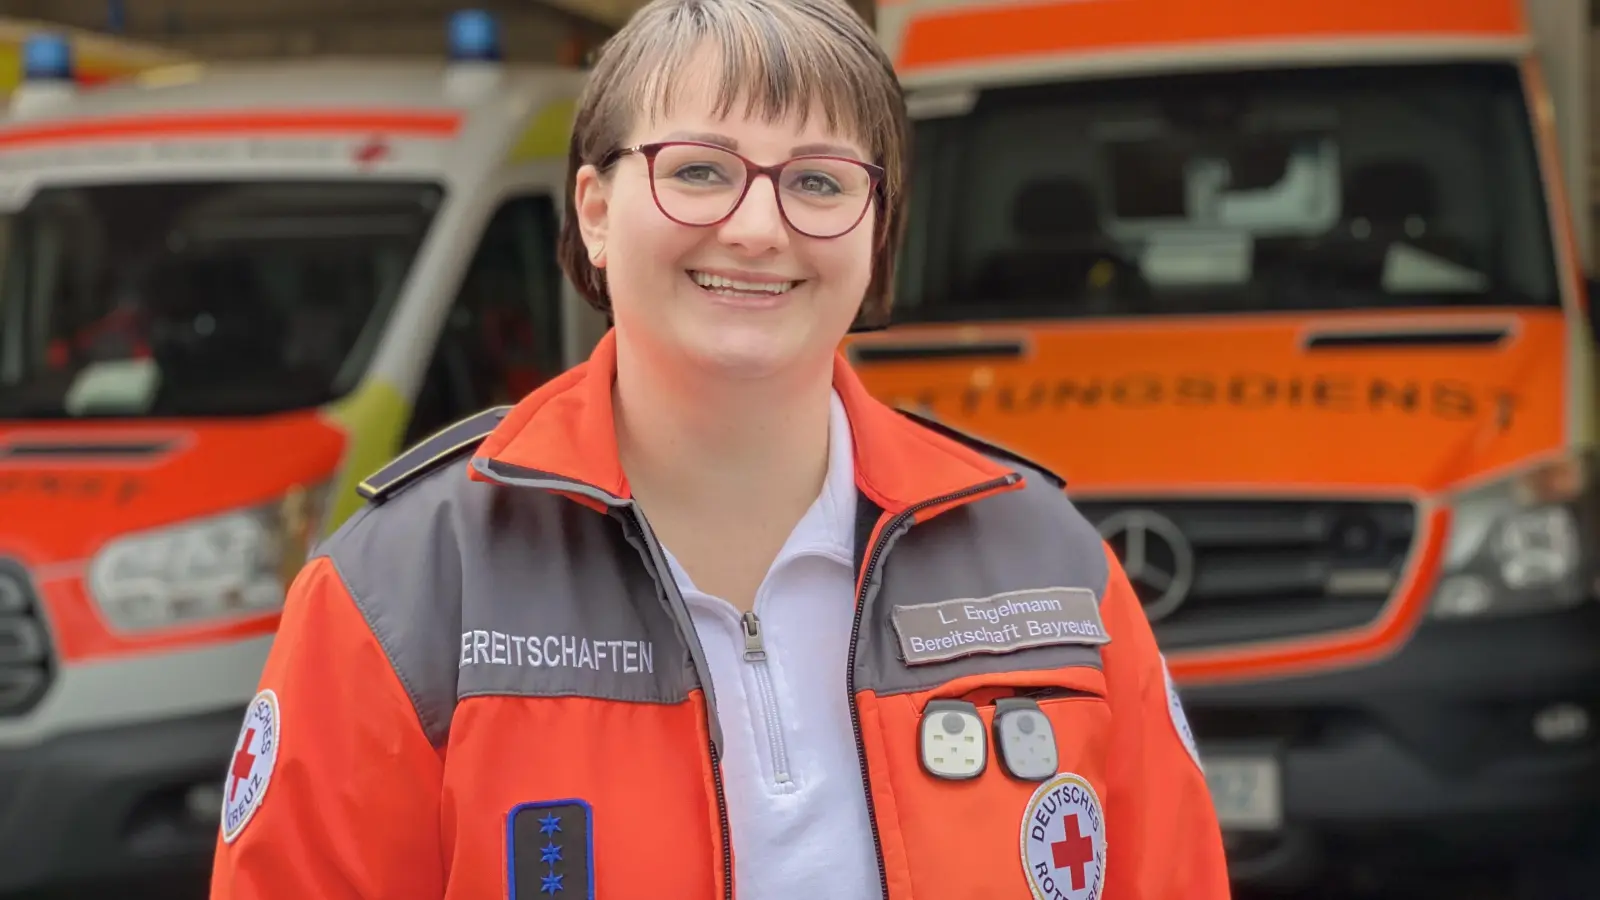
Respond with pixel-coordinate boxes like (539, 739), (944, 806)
(317, 464), (477, 746)
(852, 434), (1112, 698)
(315, 446), (699, 747)
(901, 408), (1106, 596)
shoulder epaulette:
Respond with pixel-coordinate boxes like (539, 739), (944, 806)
(896, 407), (1068, 490)
(356, 405), (512, 504)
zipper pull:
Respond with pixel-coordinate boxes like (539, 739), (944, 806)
(741, 611), (767, 662)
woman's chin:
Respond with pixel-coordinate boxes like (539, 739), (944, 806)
(678, 321), (812, 382)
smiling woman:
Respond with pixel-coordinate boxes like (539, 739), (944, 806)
(561, 0), (907, 390)
(205, 3), (1228, 899)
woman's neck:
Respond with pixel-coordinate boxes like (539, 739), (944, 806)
(611, 335), (835, 529)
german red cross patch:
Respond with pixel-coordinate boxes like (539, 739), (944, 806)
(1162, 655), (1203, 771)
(1021, 772), (1107, 900)
(221, 689), (280, 843)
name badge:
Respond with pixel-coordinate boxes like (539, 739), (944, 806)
(891, 587), (1109, 666)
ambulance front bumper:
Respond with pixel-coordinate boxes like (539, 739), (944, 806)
(1180, 605), (1600, 891)
(0, 704), (242, 895)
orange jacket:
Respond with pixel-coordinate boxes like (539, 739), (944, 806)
(209, 330), (1230, 899)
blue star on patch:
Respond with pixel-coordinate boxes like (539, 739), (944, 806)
(508, 800), (593, 899)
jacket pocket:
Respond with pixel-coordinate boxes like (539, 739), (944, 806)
(863, 666), (1113, 900)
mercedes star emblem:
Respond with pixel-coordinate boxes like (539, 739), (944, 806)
(1096, 510), (1196, 622)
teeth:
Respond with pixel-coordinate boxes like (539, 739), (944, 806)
(690, 271), (797, 294)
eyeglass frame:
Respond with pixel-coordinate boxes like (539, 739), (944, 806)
(596, 140), (886, 239)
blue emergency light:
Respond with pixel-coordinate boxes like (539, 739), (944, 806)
(448, 10), (503, 62)
(22, 32), (73, 82)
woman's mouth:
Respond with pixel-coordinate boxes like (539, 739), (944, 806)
(688, 270), (802, 298)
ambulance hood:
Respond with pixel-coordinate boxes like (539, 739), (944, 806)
(848, 310), (1571, 496)
(0, 411), (346, 566)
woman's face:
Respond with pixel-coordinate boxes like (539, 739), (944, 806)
(575, 51), (877, 383)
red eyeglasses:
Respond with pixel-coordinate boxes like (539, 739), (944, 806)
(599, 140), (883, 239)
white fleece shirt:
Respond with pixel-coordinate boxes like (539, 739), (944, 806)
(662, 390), (878, 899)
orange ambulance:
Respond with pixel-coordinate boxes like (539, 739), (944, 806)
(854, 0), (1600, 890)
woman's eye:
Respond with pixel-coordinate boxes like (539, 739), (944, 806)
(672, 164), (726, 184)
(791, 172), (842, 195)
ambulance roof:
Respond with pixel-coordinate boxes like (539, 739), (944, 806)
(882, 0), (1533, 88)
(2, 57), (586, 119)
(0, 58), (587, 195)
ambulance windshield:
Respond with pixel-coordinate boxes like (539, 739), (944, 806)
(0, 179), (442, 418)
(894, 63), (1561, 322)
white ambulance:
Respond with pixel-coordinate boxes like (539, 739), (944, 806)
(0, 12), (603, 893)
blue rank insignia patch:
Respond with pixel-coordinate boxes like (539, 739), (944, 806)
(508, 799), (594, 898)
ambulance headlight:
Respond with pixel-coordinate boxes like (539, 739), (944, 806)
(1430, 454), (1592, 620)
(87, 482), (332, 632)
(448, 9), (502, 62)
(22, 33), (73, 82)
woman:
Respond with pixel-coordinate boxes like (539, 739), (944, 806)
(208, 0), (1230, 897)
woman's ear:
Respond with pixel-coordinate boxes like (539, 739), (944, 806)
(573, 163), (610, 268)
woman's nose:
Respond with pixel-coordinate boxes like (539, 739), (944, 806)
(715, 176), (791, 253)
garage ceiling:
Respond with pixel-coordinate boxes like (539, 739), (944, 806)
(0, 0), (875, 61)
(537, 0), (645, 27)
(549, 0), (876, 28)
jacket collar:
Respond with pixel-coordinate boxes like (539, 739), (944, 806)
(471, 329), (1016, 515)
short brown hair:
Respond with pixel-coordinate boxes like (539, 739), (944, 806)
(556, 0), (909, 330)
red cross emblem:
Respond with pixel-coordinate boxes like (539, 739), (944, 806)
(229, 728), (257, 801)
(1051, 813), (1095, 892)
(222, 690), (281, 844)
(354, 137), (391, 167)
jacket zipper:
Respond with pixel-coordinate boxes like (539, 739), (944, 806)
(846, 473), (1022, 900)
(709, 735), (733, 900)
(741, 611), (793, 786)
(630, 508), (735, 900)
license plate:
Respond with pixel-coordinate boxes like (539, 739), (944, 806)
(1202, 756), (1282, 832)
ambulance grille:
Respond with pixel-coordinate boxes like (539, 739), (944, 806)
(0, 560), (52, 717)
(1072, 499), (1418, 651)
